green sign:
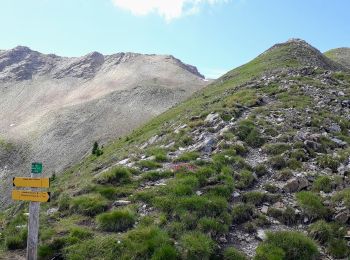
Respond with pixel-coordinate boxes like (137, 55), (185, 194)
(31, 162), (43, 174)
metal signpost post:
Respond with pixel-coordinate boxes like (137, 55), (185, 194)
(12, 162), (50, 260)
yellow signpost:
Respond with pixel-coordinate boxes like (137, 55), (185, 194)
(13, 177), (50, 188)
(11, 162), (50, 260)
(12, 190), (50, 203)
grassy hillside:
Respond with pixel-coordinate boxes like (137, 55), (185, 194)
(1, 39), (349, 259)
(324, 47), (350, 69)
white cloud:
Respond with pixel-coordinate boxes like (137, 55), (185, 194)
(111, 0), (229, 21)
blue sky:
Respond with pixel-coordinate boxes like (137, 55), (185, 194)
(0, 0), (349, 78)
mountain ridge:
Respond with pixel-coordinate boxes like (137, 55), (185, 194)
(1, 39), (349, 259)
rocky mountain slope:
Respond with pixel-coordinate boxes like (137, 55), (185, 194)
(1, 39), (350, 259)
(0, 47), (209, 207)
(325, 47), (350, 69)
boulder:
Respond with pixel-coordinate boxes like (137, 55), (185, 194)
(204, 113), (220, 125)
(334, 210), (349, 224)
(283, 177), (309, 193)
(113, 200), (131, 207)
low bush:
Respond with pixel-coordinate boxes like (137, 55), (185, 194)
(97, 209), (135, 232)
(232, 143), (248, 156)
(327, 238), (349, 259)
(242, 191), (266, 205)
(254, 231), (318, 260)
(332, 188), (350, 209)
(264, 183), (279, 193)
(197, 217), (228, 235)
(64, 236), (120, 259)
(317, 155), (341, 172)
(232, 203), (254, 224)
(138, 160), (162, 170)
(267, 207), (297, 226)
(142, 170), (174, 181)
(308, 220), (332, 244)
(5, 229), (27, 250)
(223, 247), (247, 260)
(290, 149), (308, 161)
(146, 148), (168, 162)
(151, 245), (178, 260)
(254, 164), (268, 177)
(70, 194), (108, 216)
(255, 244), (285, 260)
(269, 155), (287, 170)
(312, 175), (332, 193)
(275, 169), (293, 181)
(122, 226), (173, 259)
(296, 191), (327, 220)
(235, 170), (255, 189)
(174, 152), (200, 162)
(236, 120), (265, 148)
(263, 143), (291, 155)
(95, 167), (131, 185)
(179, 231), (215, 260)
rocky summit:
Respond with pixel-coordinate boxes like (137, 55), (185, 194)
(0, 47), (209, 207)
(1, 39), (350, 259)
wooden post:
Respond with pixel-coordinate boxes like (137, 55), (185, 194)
(26, 171), (41, 260)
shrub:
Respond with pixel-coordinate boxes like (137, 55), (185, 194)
(95, 167), (131, 185)
(138, 160), (162, 170)
(175, 152), (200, 162)
(308, 220), (332, 244)
(5, 229), (27, 250)
(236, 120), (265, 148)
(223, 247), (247, 260)
(290, 149), (308, 161)
(232, 143), (248, 156)
(317, 155), (341, 172)
(264, 183), (279, 193)
(232, 203), (254, 224)
(92, 141), (103, 156)
(197, 217), (228, 235)
(296, 191), (327, 220)
(146, 148), (168, 162)
(269, 155), (287, 170)
(64, 236), (120, 259)
(312, 176), (332, 193)
(151, 245), (178, 260)
(58, 193), (71, 211)
(242, 191), (266, 205)
(254, 164), (268, 177)
(255, 244), (285, 260)
(263, 143), (291, 155)
(97, 209), (135, 232)
(287, 158), (302, 170)
(142, 170), (174, 181)
(176, 195), (228, 218)
(122, 226), (172, 259)
(267, 207), (297, 226)
(235, 170), (255, 189)
(275, 169), (293, 181)
(179, 231), (215, 260)
(70, 194), (108, 216)
(327, 239), (349, 259)
(332, 188), (350, 209)
(255, 231), (318, 260)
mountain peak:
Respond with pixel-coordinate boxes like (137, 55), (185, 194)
(257, 38), (345, 71)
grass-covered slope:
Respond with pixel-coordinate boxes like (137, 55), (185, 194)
(325, 47), (350, 70)
(1, 39), (350, 259)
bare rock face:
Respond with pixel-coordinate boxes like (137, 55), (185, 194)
(0, 46), (209, 207)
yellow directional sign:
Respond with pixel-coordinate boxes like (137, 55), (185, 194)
(13, 177), (50, 188)
(12, 190), (50, 202)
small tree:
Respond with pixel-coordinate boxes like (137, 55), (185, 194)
(92, 141), (103, 156)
